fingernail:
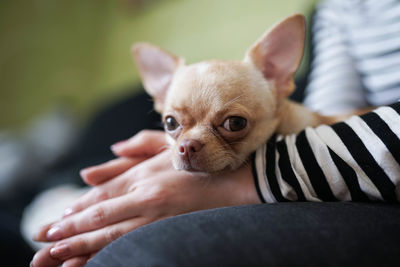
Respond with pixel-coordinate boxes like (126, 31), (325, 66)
(30, 254), (37, 267)
(47, 226), (63, 241)
(80, 167), (92, 178)
(64, 207), (74, 216)
(50, 244), (71, 258)
(110, 140), (128, 152)
(32, 231), (40, 241)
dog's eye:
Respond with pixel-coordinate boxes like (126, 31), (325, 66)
(223, 116), (247, 132)
(165, 116), (179, 131)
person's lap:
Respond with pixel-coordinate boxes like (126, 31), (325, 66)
(87, 202), (400, 267)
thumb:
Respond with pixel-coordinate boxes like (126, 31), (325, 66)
(111, 130), (168, 157)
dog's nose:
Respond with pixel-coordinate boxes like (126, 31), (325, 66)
(178, 139), (204, 157)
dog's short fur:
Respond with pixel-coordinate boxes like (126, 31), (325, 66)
(132, 14), (342, 173)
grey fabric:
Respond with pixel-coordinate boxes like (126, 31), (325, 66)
(87, 202), (400, 267)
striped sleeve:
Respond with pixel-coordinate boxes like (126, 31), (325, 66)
(304, 0), (400, 113)
(303, 0), (367, 115)
(252, 102), (400, 203)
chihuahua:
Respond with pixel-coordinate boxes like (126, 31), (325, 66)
(132, 14), (342, 173)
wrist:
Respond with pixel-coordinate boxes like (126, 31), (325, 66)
(216, 163), (261, 206)
(238, 163), (263, 205)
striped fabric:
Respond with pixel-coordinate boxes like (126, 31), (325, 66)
(252, 102), (400, 203)
(303, 0), (400, 115)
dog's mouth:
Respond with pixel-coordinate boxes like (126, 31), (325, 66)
(174, 153), (232, 173)
(176, 155), (204, 172)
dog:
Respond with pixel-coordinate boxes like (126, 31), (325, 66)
(132, 14), (344, 173)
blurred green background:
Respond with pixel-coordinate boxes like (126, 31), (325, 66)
(0, 0), (316, 129)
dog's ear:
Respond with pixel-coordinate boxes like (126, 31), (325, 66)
(132, 43), (184, 112)
(244, 14), (305, 98)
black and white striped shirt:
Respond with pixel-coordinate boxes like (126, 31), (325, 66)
(252, 102), (400, 203)
(304, 0), (400, 115)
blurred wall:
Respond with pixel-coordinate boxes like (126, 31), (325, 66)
(0, 0), (316, 129)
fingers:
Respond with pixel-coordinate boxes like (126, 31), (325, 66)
(81, 157), (146, 186)
(41, 193), (142, 242)
(36, 151), (174, 243)
(33, 222), (54, 242)
(31, 245), (63, 267)
(111, 130), (167, 157)
(80, 130), (167, 186)
(63, 168), (135, 218)
(66, 151), (167, 218)
(62, 186), (112, 219)
(49, 218), (145, 262)
(61, 256), (89, 267)
(35, 187), (121, 242)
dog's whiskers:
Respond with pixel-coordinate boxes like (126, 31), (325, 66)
(222, 93), (245, 110)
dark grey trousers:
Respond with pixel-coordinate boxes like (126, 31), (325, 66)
(87, 202), (400, 267)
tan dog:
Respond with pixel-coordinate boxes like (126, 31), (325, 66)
(132, 14), (341, 173)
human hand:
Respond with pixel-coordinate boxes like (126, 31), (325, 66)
(30, 129), (167, 267)
(31, 136), (260, 267)
(81, 130), (168, 186)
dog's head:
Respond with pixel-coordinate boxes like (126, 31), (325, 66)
(132, 14), (305, 172)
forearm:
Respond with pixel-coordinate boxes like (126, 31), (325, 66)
(253, 102), (400, 203)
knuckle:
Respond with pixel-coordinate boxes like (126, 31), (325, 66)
(138, 129), (152, 136)
(66, 222), (77, 236)
(126, 184), (137, 193)
(141, 185), (169, 208)
(105, 228), (123, 243)
(69, 203), (82, 214)
(64, 257), (88, 267)
(126, 165), (139, 178)
(75, 236), (90, 251)
(56, 237), (89, 258)
(136, 130), (152, 143)
(126, 164), (149, 182)
(93, 188), (109, 202)
(122, 171), (145, 194)
(91, 206), (107, 227)
(56, 220), (77, 237)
